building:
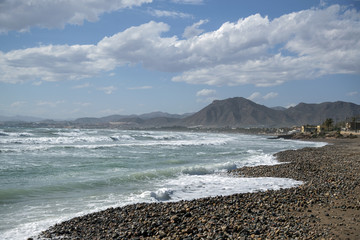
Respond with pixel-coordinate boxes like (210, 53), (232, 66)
(301, 125), (323, 133)
(346, 121), (360, 132)
(301, 125), (317, 133)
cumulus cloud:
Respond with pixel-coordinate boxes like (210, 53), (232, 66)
(248, 92), (278, 101)
(183, 19), (209, 39)
(247, 92), (261, 101)
(263, 92), (278, 100)
(148, 9), (192, 18)
(196, 89), (217, 103)
(0, 5), (359, 87)
(0, 0), (152, 32)
(196, 89), (216, 97)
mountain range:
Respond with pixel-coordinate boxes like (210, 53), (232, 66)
(2, 97), (360, 128)
(181, 97), (360, 128)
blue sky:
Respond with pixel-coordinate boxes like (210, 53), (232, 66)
(1, 0), (359, 119)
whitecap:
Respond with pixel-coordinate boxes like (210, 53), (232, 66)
(150, 188), (173, 201)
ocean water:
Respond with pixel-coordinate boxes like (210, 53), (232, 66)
(0, 127), (326, 239)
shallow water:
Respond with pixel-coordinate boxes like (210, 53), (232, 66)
(0, 127), (326, 239)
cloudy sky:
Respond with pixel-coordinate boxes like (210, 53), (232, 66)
(1, 0), (359, 119)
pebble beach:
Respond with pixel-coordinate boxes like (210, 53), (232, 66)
(37, 138), (360, 240)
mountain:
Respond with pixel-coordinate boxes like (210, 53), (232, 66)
(3, 98), (360, 129)
(73, 112), (189, 126)
(285, 101), (360, 125)
(179, 97), (360, 128)
(181, 97), (294, 128)
(271, 106), (287, 111)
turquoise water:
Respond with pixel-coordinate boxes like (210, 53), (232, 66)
(0, 127), (325, 239)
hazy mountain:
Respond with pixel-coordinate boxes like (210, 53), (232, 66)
(73, 112), (189, 125)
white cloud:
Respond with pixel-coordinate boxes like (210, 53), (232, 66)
(183, 19), (208, 39)
(263, 92), (278, 100)
(196, 89), (217, 103)
(1, 5), (359, 87)
(0, 0), (152, 33)
(173, 5), (360, 86)
(148, 9), (192, 18)
(196, 89), (216, 97)
(247, 92), (261, 101)
(248, 92), (278, 101)
(98, 86), (117, 94)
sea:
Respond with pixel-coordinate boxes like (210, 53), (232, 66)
(0, 127), (326, 240)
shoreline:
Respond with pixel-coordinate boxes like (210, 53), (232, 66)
(37, 138), (360, 239)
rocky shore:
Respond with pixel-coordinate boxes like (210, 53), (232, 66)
(37, 138), (360, 240)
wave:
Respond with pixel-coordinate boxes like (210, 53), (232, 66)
(150, 188), (173, 201)
(0, 131), (9, 136)
(147, 174), (303, 202)
(0, 133), (230, 148)
(237, 153), (280, 168)
(0, 131), (33, 138)
(109, 134), (135, 141)
(181, 162), (238, 176)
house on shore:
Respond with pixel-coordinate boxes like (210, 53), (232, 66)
(345, 120), (360, 132)
(301, 125), (322, 133)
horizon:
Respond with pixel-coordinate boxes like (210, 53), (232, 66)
(1, 0), (360, 119)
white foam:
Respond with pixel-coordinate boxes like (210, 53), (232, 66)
(150, 174), (303, 202)
(239, 153), (280, 167)
(150, 188), (173, 201)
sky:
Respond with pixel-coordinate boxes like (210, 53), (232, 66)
(0, 0), (359, 119)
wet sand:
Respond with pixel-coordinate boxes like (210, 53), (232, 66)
(37, 138), (360, 240)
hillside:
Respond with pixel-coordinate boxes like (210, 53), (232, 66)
(181, 97), (294, 128)
(285, 101), (360, 125)
(180, 97), (360, 128)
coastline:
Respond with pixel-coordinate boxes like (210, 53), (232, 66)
(37, 138), (360, 240)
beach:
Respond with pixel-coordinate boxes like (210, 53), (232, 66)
(37, 137), (360, 240)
